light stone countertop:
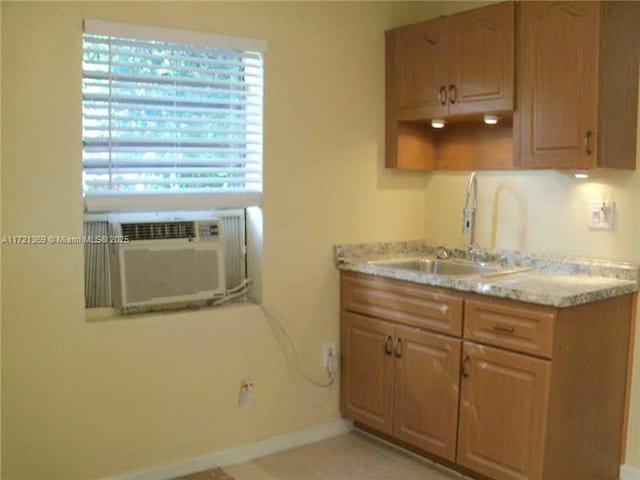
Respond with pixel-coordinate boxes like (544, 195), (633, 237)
(335, 240), (639, 308)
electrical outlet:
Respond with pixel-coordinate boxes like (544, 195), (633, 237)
(239, 379), (254, 408)
(323, 342), (337, 369)
(589, 200), (615, 231)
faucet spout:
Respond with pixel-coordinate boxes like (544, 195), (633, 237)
(462, 172), (479, 252)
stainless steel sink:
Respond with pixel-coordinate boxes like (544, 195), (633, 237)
(368, 257), (500, 276)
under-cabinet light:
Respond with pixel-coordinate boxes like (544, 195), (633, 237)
(574, 171), (589, 179)
(431, 119), (446, 129)
(483, 114), (499, 125)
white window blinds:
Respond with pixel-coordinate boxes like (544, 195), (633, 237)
(82, 20), (265, 212)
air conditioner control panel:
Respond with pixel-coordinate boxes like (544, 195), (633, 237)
(197, 221), (220, 240)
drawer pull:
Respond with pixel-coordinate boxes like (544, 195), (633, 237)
(493, 325), (515, 334)
(462, 355), (470, 378)
(394, 338), (403, 358)
(384, 336), (394, 356)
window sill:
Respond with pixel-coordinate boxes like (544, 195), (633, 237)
(85, 299), (262, 323)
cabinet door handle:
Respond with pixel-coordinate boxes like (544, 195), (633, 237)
(439, 86), (447, 106)
(462, 355), (470, 378)
(384, 336), (394, 356)
(448, 84), (457, 104)
(394, 338), (403, 358)
(584, 130), (592, 155)
(493, 325), (515, 334)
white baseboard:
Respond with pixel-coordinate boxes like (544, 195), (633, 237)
(104, 419), (353, 480)
(621, 464), (640, 480)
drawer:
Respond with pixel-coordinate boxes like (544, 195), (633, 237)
(464, 298), (556, 358)
(341, 272), (463, 337)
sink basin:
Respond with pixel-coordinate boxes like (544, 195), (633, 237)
(368, 257), (500, 276)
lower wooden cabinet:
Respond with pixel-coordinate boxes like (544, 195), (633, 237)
(340, 311), (395, 435)
(393, 325), (461, 461)
(457, 342), (550, 480)
(340, 272), (634, 480)
(341, 311), (461, 461)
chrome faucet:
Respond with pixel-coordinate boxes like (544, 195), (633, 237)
(462, 172), (479, 254)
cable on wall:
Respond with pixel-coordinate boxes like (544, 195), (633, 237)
(260, 305), (336, 389)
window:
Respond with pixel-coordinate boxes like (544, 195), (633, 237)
(81, 21), (265, 313)
(82, 20), (265, 212)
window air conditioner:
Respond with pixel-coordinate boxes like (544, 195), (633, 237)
(109, 215), (226, 313)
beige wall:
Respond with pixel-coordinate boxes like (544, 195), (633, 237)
(0, 2), (428, 479)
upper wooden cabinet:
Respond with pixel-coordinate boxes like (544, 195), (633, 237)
(386, 0), (640, 171)
(517, 1), (639, 169)
(389, 1), (514, 122)
(394, 18), (449, 120)
(448, 1), (514, 116)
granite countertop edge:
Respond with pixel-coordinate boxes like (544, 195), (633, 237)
(335, 241), (639, 308)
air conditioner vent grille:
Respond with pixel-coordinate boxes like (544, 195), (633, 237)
(121, 221), (196, 241)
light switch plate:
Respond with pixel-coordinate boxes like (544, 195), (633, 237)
(589, 200), (615, 230)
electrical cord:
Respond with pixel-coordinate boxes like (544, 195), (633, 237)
(210, 278), (335, 388)
(260, 304), (336, 388)
(210, 279), (253, 306)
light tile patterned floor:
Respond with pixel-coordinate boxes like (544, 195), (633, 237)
(217, 432), (466, 480)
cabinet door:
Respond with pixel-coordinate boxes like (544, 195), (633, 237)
(517, 2), (600, 169)
(340, 312), (395, 435)
(393, 326), (461, 461)
(394, 18), (449, 120)
(449, 1), (514, 116)
(458, 342), (550, 480)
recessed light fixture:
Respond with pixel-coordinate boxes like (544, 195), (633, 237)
(431, 119), (446, 129)
(483, 114), (499, 125)
(574, 171), (589, 179)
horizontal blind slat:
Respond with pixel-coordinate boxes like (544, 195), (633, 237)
(84, 126), (259, 135)
(85, 177), (256, 186)
(83, 59), (262, 79)
(83, 159), (261, 168)
(82, 70), (261, 90)
(83, 93), (262, 109)
(83, 114), (261, 127)
(85, 167), (261, 175)
(83, 34), (264, 59)
(84, 46), (262, 69)
(83, 101), (258, 116)
(83, 146), (260, 154)
(83, 79), (259, 98)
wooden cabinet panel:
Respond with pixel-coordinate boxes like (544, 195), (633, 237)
(449, 1), (514, 115)
(340, 312), (395, 435)
(464, 298), (555, 358)
(517, 2), (600, 169)
(393, 325), (461, 461)
(393, 19), (449, 120)
(341, 272), (463, 337)
(458, 342), (551, 480)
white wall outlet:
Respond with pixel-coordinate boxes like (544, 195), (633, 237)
(239, 379), (254, 408)
(589, 200), (615, 231)
(322, 342), (338, 374)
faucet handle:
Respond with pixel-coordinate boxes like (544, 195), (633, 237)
(436, 246), (450, 260)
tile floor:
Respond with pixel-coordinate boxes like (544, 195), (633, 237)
(180, 432), (467, 480)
